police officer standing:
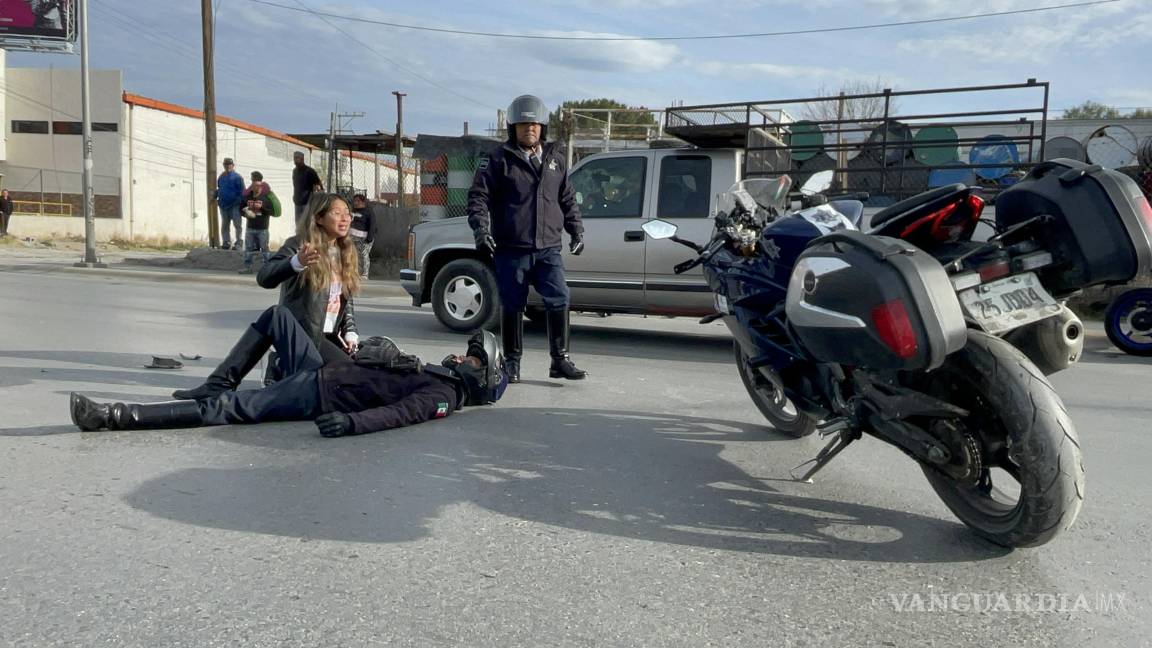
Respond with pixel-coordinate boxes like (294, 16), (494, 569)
(467, 95), (586, 383)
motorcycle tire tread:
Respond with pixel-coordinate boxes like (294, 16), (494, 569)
(920, 331), (1085, 548)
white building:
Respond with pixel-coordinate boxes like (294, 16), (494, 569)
(1, 54), (415, 243)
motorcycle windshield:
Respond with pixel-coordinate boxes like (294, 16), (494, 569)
(718, 177), (793, 216)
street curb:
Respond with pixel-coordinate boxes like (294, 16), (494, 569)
(0, 261), (411, 298)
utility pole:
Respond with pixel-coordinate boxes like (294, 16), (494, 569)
(74, 0), (104, 267)
(201, 0), (219, 248)
(393, 91), (406, 207)
(326, 110), (336, 192)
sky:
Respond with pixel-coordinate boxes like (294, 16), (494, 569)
(6, 0), (1150, 139)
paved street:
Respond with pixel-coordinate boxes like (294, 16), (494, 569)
(1, 262), (1150, 647)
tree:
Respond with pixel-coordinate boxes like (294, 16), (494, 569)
(1061, 100), (1121, 119)
(1127, 108), (1152, 119)
(548, 98), (659, 143)
(801, 79), (900, 123)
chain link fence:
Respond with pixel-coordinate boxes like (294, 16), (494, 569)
(323, 152), (419, 206)
(418, 153), (483, 220)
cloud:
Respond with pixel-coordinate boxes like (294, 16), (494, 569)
(893, 0), (1149, 63)
(696, 61), (847, 80)
(521, 31), (681, 72)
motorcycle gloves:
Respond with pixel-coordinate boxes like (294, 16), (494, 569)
(315, 412), (354, 437)
(569, 235), (584, 256)
(474, 229), (497, 255)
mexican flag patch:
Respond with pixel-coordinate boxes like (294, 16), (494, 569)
(434, 402), (449, 418)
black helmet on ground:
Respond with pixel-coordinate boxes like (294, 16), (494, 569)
(441, 330), (508, 406)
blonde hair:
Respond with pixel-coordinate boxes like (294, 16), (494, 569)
(296, 192), (361, 296)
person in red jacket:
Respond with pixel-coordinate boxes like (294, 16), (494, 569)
(69, 305), (507, 437)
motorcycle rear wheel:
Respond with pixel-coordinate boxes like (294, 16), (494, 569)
(734, 343), (816, 438)
(1104, 288), (1152, 356)
(916, 331), (1084, 548)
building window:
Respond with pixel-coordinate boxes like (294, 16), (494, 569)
(52, 121), (83, 135)
(12, 120), (49, 134)
(93, 122), (119, 132)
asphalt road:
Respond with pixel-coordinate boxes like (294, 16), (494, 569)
(1, 266), (1149, 647)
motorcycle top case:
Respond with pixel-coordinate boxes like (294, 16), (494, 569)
(995, 158), (1152, 295)
(785, 231), (967, 372)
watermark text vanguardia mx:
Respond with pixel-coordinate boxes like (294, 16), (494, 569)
(881, 591), (1128, 614)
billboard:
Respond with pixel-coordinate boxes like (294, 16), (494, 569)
(0, 0), (74, 50)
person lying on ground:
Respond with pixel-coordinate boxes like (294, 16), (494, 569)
(69, 305), (508, 437)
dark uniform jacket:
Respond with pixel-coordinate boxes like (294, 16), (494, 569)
(257, 236), (358, 346)
(467, 141), (583, 250)
(318, 363), (459, 434)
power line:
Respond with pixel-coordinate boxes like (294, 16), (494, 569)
(247, 0), (1119, 41)
(285, 0), (494, 110)
(90, 0), (336, 106)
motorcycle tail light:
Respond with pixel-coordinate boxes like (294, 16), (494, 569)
(871, 299), (919, 360)
(899, 194), (983, 243)
(977, 259), (1011, 282)
(1139, 197), (1152, 230)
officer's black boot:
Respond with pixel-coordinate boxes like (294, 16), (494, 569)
(173, 325), (270, 400)
(71, 393), (203, 431)
(502, 309), (523, 383)
(70, 392), (112, 431)
(110, 400), (204, 430)
(546, 309), (587, 380)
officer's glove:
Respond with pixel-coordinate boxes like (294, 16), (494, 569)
(569, 235), (585, 256)
(474, 229), (497, 255)
(315, 412), (354, 437)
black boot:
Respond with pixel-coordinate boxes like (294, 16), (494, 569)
(71, 393), (203, 431)
(546, 309), (587, 380)
(173, 325), (270, 400)
(70, 392), (112, 431)
(502, 309), (523, 383)
(111, 400), (204, 430)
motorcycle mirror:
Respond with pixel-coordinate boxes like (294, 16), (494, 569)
(642, 219), (678, 240)
(799, 170), (835, 196)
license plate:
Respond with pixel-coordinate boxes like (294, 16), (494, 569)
(959, 272), (1062, 335)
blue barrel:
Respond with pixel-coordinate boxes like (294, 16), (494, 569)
(928, 162), (977, 188)
(969, 135), (1019, 180)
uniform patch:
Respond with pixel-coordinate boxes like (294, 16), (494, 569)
(435, 402), (449, 418)
(477, 155), (489, 171)
(547, 159), (559, 172)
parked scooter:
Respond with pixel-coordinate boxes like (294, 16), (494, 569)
(1104, 287), (1152, 356)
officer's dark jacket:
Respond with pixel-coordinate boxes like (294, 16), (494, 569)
(318, 363), (459, 434)
(467, 140), (583, 250)
(257, 236), (357, 346)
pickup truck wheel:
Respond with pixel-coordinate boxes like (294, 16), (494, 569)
(431, 259), (500, 333)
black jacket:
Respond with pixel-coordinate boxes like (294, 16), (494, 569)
(292, 164), (322, 206)
(257, 236), (357, 345)
(319, 363), (459, 434)
(467, 141), (582, 250)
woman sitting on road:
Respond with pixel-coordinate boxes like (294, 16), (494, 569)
(173, 192), (361, 401)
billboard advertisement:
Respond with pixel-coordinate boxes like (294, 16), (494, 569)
(0, 0), (72, 42)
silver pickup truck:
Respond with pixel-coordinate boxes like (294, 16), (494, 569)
(401, 147), (743, 331)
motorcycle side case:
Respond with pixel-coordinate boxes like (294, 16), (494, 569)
(785, 231), (967, 371)
(995, 158), (1152, 296)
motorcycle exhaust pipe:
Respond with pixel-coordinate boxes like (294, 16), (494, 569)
(1004, 304), (1084, 375)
